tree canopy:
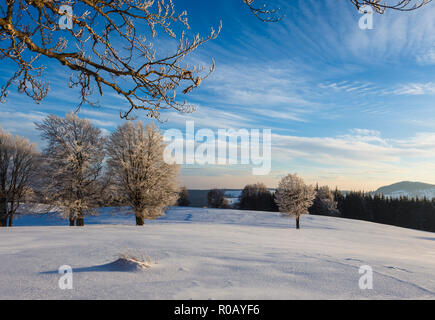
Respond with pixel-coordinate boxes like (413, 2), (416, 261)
(0, 0), (431, 119)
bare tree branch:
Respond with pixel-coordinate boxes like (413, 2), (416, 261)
(242, 0), (283, 22)
(0, 0), (431, 120)
(349, 0), (432, 13)
(0, 0), (220, 120)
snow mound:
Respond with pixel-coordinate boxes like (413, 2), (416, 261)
(106, 257), (151, 272)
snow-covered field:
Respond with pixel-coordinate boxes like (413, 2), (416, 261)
(1, 207), (435, 299)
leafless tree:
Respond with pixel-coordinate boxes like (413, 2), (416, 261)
(106, 122), (179, 225)
(0, 1), (430, 120)
(0, 128), (39, 227)
(35, 113), (106, 226)
(275, 174), (315, 229)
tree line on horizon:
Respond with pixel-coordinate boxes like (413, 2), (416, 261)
(334, 191), (435, 233)
(178, 183), (435, 232)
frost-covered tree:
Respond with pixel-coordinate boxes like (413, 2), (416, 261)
(310, 185), (339, 217)
(36, 113), (106, 226)
(275, 174), (315, 229)
(0, 129), (39, 227)
(106, 122), (179, 226)
(177, 187), (190, 207)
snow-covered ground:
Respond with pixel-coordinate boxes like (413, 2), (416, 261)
(1, 207), (435, 299)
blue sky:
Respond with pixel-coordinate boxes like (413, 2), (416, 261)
(1, 0), (435, 190)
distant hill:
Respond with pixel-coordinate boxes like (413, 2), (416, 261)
(375, 181), (435, 199)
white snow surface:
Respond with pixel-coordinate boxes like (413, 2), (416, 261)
(1, 207), (435, 299)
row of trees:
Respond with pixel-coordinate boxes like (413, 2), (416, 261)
(236, 181), (435, 232)
(0, 113), (179, 227)
(334, 191), (435, 233)
(0, 115), (320, 230)
(208, 181), (435, 232)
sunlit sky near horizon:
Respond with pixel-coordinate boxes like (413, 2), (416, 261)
(1, 0), (435, 190)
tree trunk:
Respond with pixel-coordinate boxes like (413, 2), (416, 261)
(296, 216), (300, 229)
(8, 214), (13, 227)
(136, 216), (144, 226)
(0, 198), (7, 227)
(76, 217), (84, 226)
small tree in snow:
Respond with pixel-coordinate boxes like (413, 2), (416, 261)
(207, 189), (229, 209)
(36, 113), (106, 226)
(177, 187), (190, 207)
(106, 122), (179, 226)
(275, 174), (315, 229)
(0, 129), (39, 227)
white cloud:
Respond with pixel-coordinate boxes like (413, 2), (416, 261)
(393, 82), (435, 95)
(181, 128), (435, 190)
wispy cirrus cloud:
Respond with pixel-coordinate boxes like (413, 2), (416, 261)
(1, 0), (434, 190)
(319, 81), (377, 94)
(393, 82), (435, 95)
(417, 48), (435, 65)
(178, 128), (435, 190)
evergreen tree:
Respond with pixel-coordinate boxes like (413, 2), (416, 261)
(310, 185), (339, 216)
(177, 187), (190, 207)
(239, 183), (274, 211)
